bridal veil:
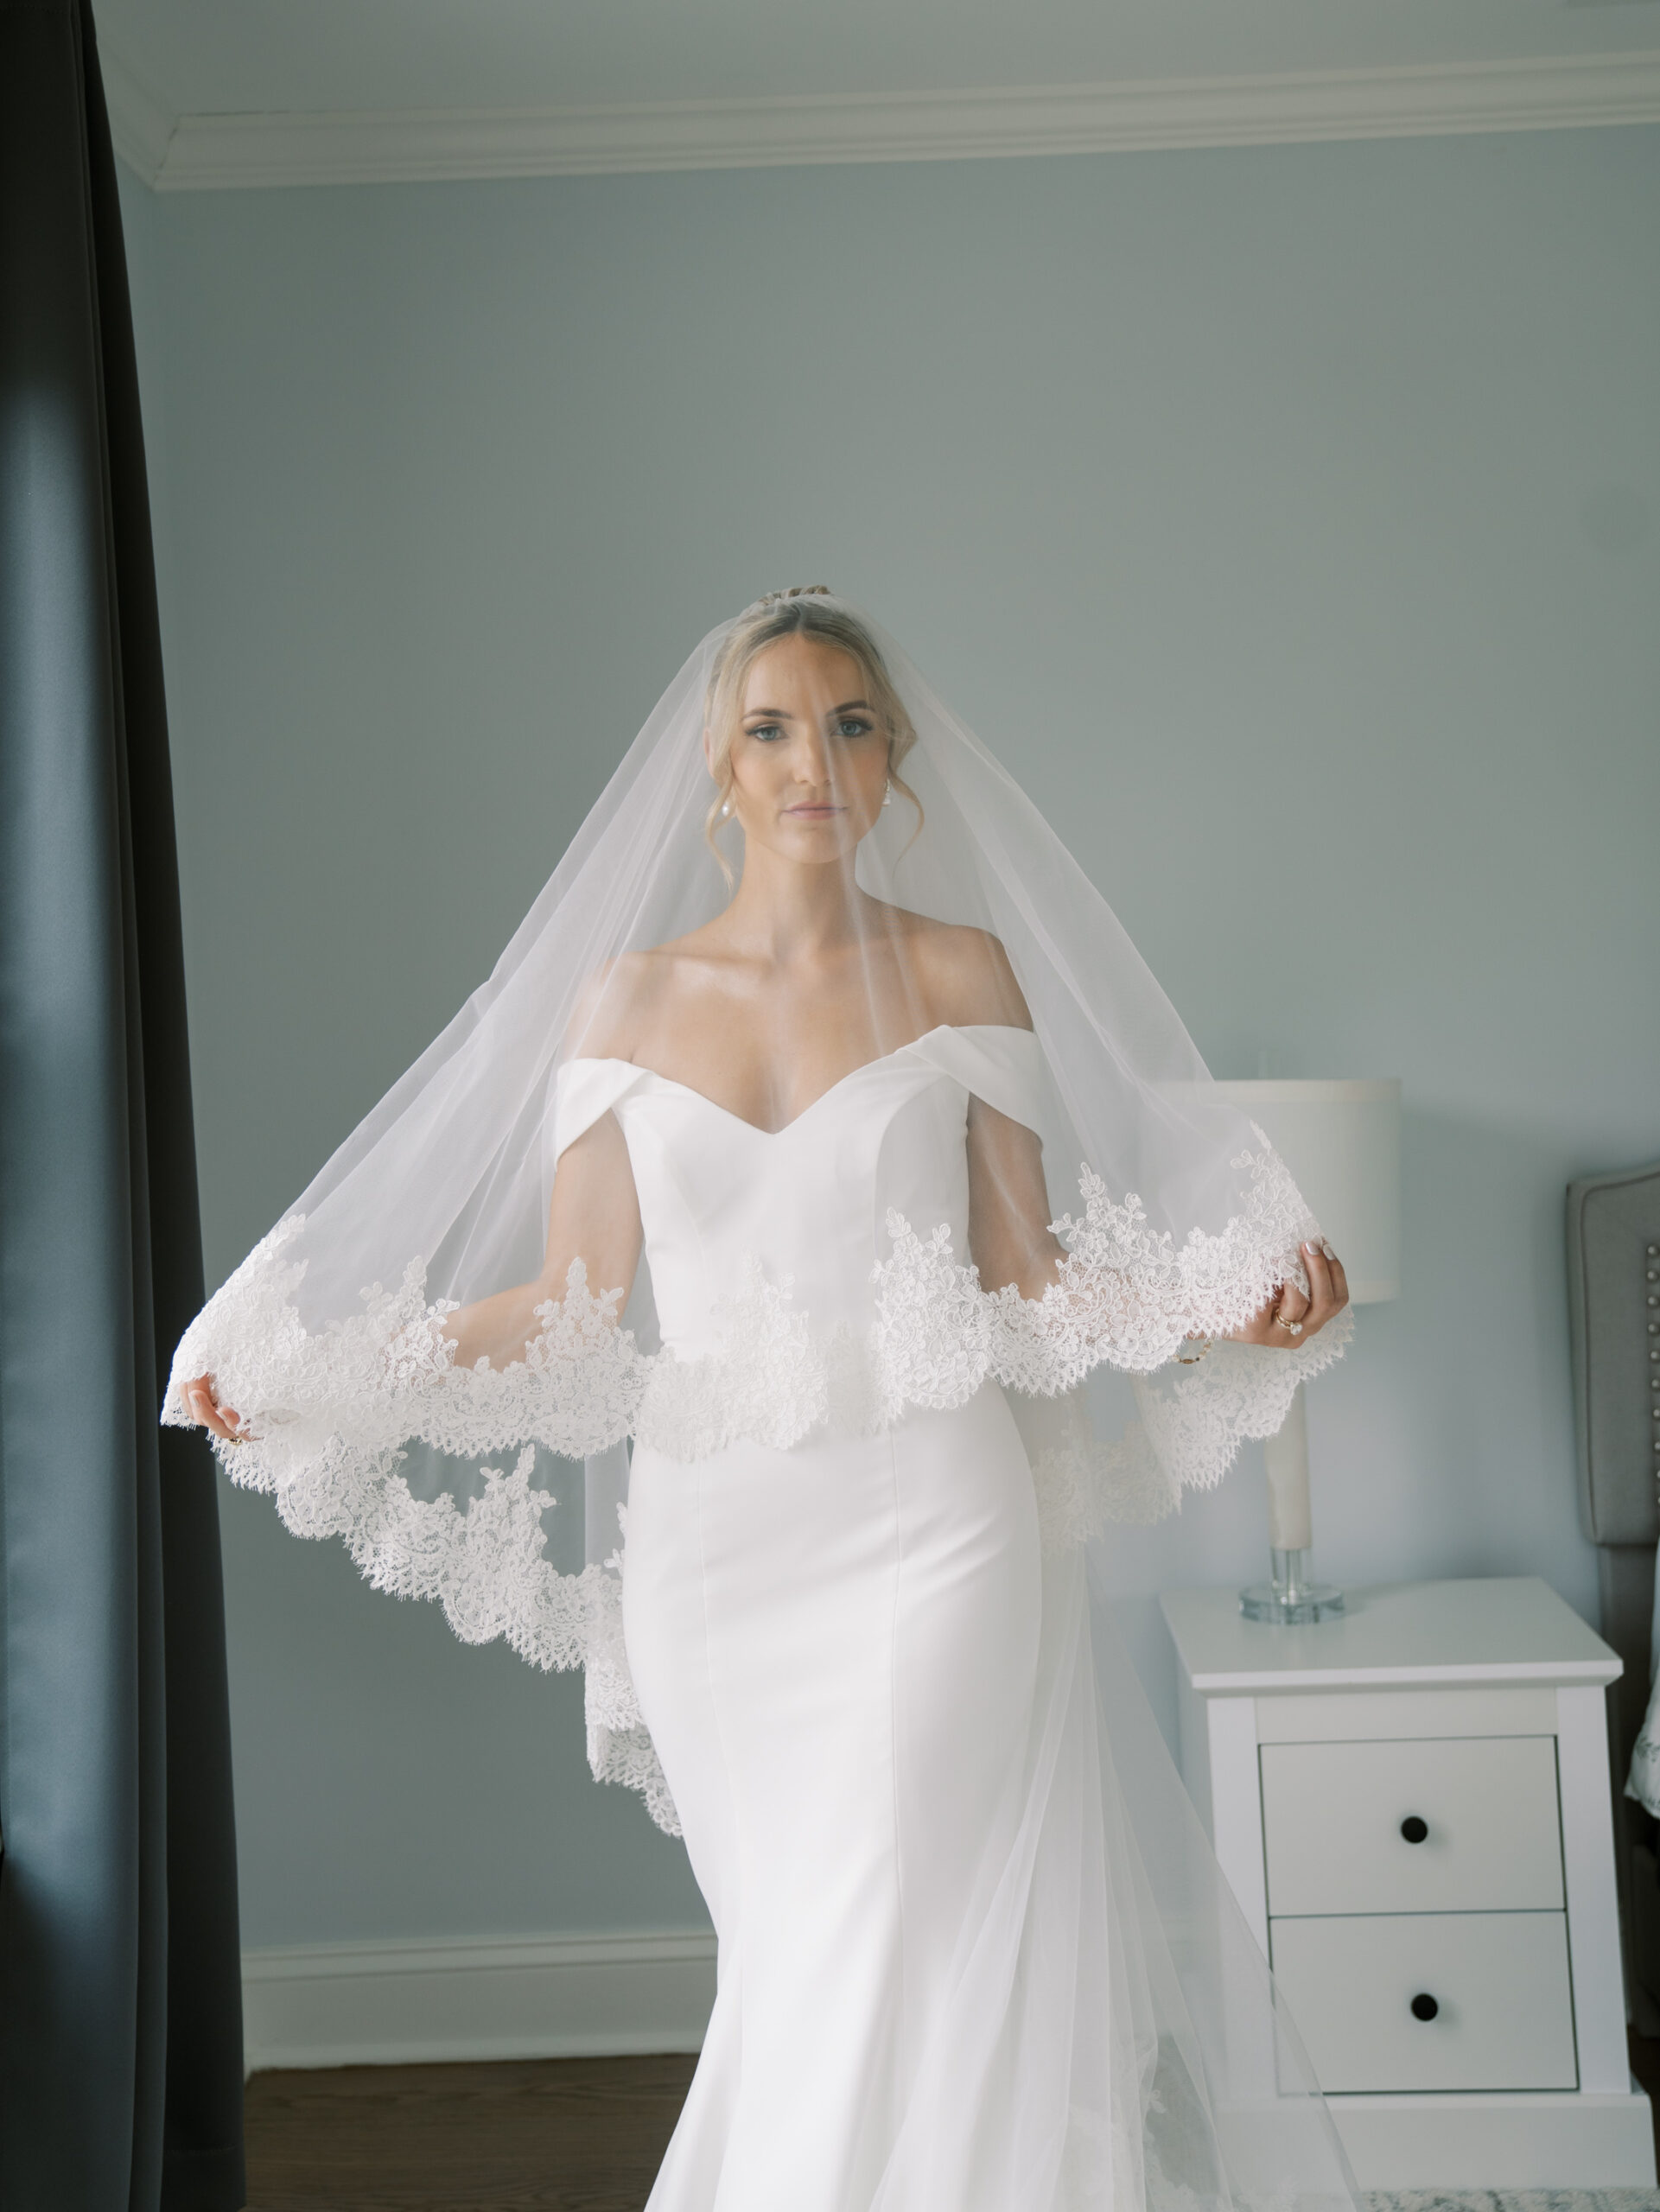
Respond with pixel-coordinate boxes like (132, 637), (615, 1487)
(165, 593), (1358, 2210)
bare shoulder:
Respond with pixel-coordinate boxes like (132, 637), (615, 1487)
(562, 950), (668, 1062)
(887, 910), (1034, 1032)
(562, 928), (732, 1063)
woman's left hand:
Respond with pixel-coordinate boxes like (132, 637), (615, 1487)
(1229, 1239), (1350, 1348)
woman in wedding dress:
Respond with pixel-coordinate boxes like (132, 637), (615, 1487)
(173, 590), (1358, 2211)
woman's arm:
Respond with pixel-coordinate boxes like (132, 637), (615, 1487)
(966, 1093), (1349, 1344)
(181, 1106), (644, 1436)
(951, 934), (1349, 1345)
(919, 921), (1062, 1301)
(967, 1096), (1067, 1300)
(442, 1108), (643, 1370)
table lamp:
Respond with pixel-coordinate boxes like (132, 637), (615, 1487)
(1212, 1078), (1402, 1625)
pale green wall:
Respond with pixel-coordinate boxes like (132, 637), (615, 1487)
(118, 127), (1660, 1949)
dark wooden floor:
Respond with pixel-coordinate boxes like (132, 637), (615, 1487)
(246, 2037), (1660, 2209)
(245, 2053), (696, 2212)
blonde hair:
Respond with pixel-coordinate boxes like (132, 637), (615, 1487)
(703, 588), (921, 879)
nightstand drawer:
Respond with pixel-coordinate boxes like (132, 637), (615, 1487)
(1269, 1911), (1577, 2092)
(1261, 1734), (1562, 1916)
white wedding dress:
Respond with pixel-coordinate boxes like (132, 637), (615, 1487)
(559, 1026), (1051, 2209)
(163, 602), (1363, 2212)
(168, 1010), (1355, 2212)
(552, 1025), (1340, 2212)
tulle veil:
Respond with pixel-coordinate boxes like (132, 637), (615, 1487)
(165, 594), (1359, 2209)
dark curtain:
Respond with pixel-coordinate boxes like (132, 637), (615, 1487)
(0, 3), (245, 2206)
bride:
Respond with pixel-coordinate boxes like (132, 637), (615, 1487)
(174, 589), (1357, 2211)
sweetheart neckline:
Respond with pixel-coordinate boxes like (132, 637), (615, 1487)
(560, 1021), (1035, 1141)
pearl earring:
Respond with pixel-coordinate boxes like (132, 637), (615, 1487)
(882, 781), (893, 809)
(721, 800), (731, 817)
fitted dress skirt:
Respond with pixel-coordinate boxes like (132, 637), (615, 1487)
(622, 1381), (1044, 2212)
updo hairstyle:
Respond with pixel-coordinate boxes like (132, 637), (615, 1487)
(703, 588), (921, 874)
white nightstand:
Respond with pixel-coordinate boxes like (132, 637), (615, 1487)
(1160, 1575), (1655, 2190)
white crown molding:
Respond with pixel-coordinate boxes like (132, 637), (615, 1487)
(99, 46), (178, 187)
(107, 49), (1660, 194)
(242, 1926), (716, 2073)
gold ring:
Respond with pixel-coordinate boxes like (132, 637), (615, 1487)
(1275, 1311), (1305, 1335)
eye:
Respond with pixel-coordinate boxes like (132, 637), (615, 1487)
(833, 717), (874, 740)
(745, 721), (785, 743)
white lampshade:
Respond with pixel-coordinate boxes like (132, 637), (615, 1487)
(1213, 1079), (1402, 1305)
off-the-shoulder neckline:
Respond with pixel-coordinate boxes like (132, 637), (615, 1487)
(558, 1021), (1038, 1141)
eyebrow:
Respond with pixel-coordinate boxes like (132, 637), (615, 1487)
(742, 697), (872, 720)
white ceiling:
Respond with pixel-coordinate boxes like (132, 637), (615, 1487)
(97, 0), (1660, 189)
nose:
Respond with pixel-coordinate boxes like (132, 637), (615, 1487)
(790, 724), (834, 790)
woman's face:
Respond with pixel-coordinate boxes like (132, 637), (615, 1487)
(718, 634), (890, 868)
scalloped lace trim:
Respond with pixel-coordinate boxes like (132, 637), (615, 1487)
(1023, 1314), (1354, 1549)
(163, 1136), (1341, 1830)
(583, 1527), (679, 1834)
(170, 1138), (1322, 1465)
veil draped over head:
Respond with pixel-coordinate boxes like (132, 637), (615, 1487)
(165, 593), (1351, 1805)
(165, 594), (1359, 2209)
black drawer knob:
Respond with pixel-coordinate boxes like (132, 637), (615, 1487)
(1410, 1993), (1440, 2023)
(1400, 1815), (1428, 1844)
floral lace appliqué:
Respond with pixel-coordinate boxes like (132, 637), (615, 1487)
(162, 1135), (1345, 1832)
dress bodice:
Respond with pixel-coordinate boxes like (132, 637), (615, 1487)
(551, 1025), (1047, 1357)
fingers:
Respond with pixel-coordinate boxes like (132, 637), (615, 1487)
(1308, 1240), (1352, 1314)
(1293, 1239), (1352, 1339)
(1229, 1292), (1297, 1347)
(1221, 1240), (1354, 1351)
(184, 1374), (247, 1444)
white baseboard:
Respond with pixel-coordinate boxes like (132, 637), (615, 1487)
(242, 1927), (716, 2075)
(241, 1934), (1657, 2192)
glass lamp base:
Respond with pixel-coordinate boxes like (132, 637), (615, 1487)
(1239, 1548), (1345, 1625)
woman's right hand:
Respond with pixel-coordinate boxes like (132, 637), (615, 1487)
(182, 1374), (248, 1443)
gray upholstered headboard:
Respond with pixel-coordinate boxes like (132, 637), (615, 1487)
(1567, 1159), (1660, 2019)
(1568, 1159), (1660, 1646)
